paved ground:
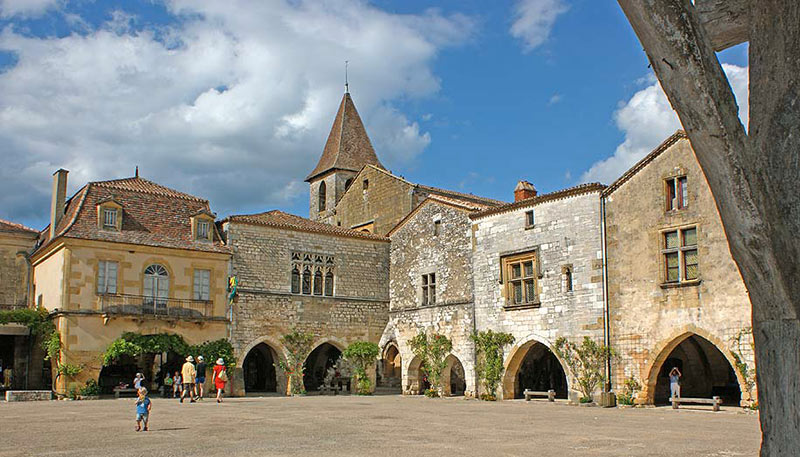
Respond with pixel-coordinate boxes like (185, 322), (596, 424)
(0, 395), (760, 456)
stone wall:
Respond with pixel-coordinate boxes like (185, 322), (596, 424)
(0, 231), (36, 306)
(309, 171), (356, 225)
(224, 221), (390, 395)
(604, 137), (755, 405)
(472, 189), (605, 399)
(383, 200), (477, 396)
(332, 166), (415, 235)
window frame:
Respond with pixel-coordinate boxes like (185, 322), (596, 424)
(318, 181), (327, 212)
(97, 260), (118, 295)
(433, 220), (441, 237)
(500, 251), (540, 309)
(193, 269), (211, 301)
(525, 209), (535, 228)
(665, 176), (688, 211)
(661, 226), (699, 285)
(421, 273), (436, 305)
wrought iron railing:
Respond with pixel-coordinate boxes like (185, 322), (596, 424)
(97, 294), (213, 319)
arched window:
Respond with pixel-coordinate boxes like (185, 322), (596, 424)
(291, 267), (300, 294)
(313, 269), (323, 295)
(344, 178), (353, 190)
(324, 271), (334, 296)
(318, 181), (327, 212)
(302, 267), (311, 295)
(143, 264), (169, 312)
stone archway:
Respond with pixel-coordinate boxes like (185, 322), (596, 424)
(236, 336), (289, 396)
(644, 331), (745, 406)
(242, 343), (279, 393)
(378, 342), (402, 389)
(303, 342), (343, 392)
(502, 337), (570, 400)
(442, 354), (466, 397)
(404, 355), (430, 395)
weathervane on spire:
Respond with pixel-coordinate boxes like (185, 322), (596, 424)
(345, 60), (349, 94)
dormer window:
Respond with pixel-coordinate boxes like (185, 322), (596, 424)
(197, 220), (210, 239)
(103, 208), (117, 229)
(97, 200), (122, 231)
(191, 211), (215, 241)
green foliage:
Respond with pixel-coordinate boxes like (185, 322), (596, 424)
(731, 327), (756, 403)
(277, 329), (314, 395)
(617, 376), (641, 406)
(343, 341), (380, 395)
(424, 388), (439, 398)
(56, 363), (83, 377)
(102, 333), (235, 373)
(80, 379), (100, 397)
(44, 329), (62, 361)
(471, 330), (515, 400)
(554, 336), (613, 402)
(579, 396), (593, 404)
(409, 331), (452, 396)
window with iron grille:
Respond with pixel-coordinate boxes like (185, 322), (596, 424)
(662, 227), (698, 283)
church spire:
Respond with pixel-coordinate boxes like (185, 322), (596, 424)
(305, 92), (385, 182)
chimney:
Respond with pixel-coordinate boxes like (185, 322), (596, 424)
(514, 180), (537, 202)
(50, 169), (68, 238)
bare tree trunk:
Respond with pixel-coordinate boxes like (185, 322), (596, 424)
(748, 2), (800, 455)
(616, 1), (800, 455)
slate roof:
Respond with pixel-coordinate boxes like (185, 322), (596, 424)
(224, 210), (389, 241)
(35, 176), (229, 255)
(0, 218), (38, 236)
(470, 182), (606, 220)
(305, 93), (386, 182)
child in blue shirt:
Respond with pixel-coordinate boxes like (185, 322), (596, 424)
(135, 387), (152, 432)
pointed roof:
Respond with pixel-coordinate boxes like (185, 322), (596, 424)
(305, 93), (385, 182)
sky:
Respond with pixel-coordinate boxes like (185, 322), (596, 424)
(0, 0), (750, 230)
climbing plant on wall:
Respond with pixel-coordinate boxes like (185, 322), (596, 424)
(471, 330), (515, 401)
(730, 327), (756, 407)
(343, 341), (380, 395)
(102, 332), (236, 371)
(554, 336), (613, 403)
(277, 329), (314, 396)
(409, 331), (452, 397)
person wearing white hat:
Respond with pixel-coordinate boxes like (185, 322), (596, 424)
(180, 356), (196, 403)
(212, 358), (228, 403)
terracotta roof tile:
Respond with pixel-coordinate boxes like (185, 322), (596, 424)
(305, 93), (385, 181)
(469, 182), (606, 220)
(224, 210), (389, 241)
(35, 176), (228, 255)
(0, 218), (38, 236)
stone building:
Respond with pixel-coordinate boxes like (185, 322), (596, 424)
(30, 170), (231, 394)
(0, 219), (40, 390)
(471, 182), (607, 400)
(221, 210), (390, 396)
(307, 92), (502, 235)
(380, 195), (497, 397)
(603, 131), (755, 406)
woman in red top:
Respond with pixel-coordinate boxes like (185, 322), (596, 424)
(212, 358), (227, 403)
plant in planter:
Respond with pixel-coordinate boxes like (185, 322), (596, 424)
(471, 330), (515, 401)
(553, 336), (613, 404)
(409, 331), (452, 398)
(277, 329), (314, 396)
(79, 379), (100, 399)
(343, 341), (380, 395)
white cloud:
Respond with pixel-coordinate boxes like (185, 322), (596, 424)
(548, 92), (562, 106)
(0, 0), (59, 18)
(510, 0), (568, 51)
(0, 0), (474, 225)
(581, 64), (749, 185)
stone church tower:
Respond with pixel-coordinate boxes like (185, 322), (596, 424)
(306, 92), (385, 224)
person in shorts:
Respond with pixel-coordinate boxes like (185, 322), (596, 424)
(180, 356), (196, 403)
(135, 387), (151, 432)
(194, 355), (207, 400)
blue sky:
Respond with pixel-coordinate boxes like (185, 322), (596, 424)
(0, 0), (749, 230)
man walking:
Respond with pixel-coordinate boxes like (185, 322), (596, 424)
(195, 356), (207, 400)
(180, 356), (196, 403)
